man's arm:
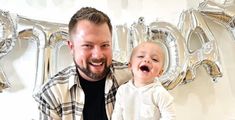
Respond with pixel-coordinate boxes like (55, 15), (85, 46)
(33, 89), (61, 120)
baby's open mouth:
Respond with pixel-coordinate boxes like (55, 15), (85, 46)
(140, 65), (150, 72)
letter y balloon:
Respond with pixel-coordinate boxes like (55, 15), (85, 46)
(198, 0), (235, 41)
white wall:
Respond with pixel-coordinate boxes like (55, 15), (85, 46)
(1, 0), (235, 120)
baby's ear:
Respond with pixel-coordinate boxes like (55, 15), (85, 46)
(156, 69), (164, 77)
(159, 69), (164, 75)
(128, 62), (132, 69)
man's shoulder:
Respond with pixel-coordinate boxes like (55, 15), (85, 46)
(111, 60), (132, 86)
(50, 65), (77, 81)
(35, 65), (77, 94)
(112, 60), (128, 69)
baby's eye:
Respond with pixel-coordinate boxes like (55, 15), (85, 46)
(152, 58), (159, 62)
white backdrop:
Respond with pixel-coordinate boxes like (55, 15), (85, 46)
(1, 0), (235, 120)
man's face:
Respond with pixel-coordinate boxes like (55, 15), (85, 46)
(68, 20), (112, 81)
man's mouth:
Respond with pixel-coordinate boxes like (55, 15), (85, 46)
(140, 65), (150, 72)
(89, 62), (103, 67)
(89, 58), (105, 67)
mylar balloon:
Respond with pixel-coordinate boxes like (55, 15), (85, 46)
(0, 10), (17, 91)
(198, 0), (235, 41)
(149, 21), (188, 90)
(112, 24), (130, 63)
(18, 27), (46, 93)
(48, 30), (68, 77)
(178, 10), (223, 83)
(17, 15), (68, 93)
(129, 17), (148, 49)
(0, 10), (17, 59)
(0, 66), (10, 92)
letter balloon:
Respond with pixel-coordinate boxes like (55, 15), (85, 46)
(198, 0), (235, 41)
(0, 10), (17, 91)
(112, 24), (130, 63)
(148, 21), (188, 90)
(178, 9), (223, 83)
(17, 15), (68, 93)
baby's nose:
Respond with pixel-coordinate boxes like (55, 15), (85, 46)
(144, 59), (150, 63)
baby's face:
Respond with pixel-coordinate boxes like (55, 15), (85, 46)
(130, 42), (164, 82)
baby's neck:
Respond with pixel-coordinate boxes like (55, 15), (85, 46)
(133, 78), (154, 88)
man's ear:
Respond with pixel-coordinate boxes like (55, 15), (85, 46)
(67, 40), (74, 54)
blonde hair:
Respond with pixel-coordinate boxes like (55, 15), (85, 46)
(129, 40), (167, 73)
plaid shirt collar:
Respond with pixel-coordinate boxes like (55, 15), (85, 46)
(68, 65), (116, 92)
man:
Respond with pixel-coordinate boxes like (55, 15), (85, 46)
(33, 7), (131, 120)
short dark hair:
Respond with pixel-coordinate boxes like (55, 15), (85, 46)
(68, 7), (112, 35)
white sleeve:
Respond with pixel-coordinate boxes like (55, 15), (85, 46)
(111, 87), (124, 120)
(157, 88), (176, 120)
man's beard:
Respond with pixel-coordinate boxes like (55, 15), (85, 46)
(74, 58), (110, 80)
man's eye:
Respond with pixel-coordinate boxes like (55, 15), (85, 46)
(82, 44), (92, 48)
(137, 56), (144, 58)
(101, 44), (110, 48)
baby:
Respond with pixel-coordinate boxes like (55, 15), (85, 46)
(112, 41), (175, 120)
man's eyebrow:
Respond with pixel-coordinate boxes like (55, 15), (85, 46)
(102, 41), (111, 44)
(82, 41), (93, 44)
(81, 40), (111, 44)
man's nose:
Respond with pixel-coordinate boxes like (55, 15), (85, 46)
(92, 46), (103, 59)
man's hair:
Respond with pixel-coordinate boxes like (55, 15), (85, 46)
(68, 7), (112, 35)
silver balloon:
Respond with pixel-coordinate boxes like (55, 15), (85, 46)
(178, 10), (223, 83)
(0, 10), (16, 91)
(149, 21), (188, 90)
(18, 27), (46, 93)
(0, 10), (17, 59)
(198, 0), (235, 41)
(223, 0), (235, 5)
(112, 24), (130, 63)
(48, 30), (68, 77)
(17, 15), (68, 93)
(0, 66), (10, 92)
(129, 17), (149, 49)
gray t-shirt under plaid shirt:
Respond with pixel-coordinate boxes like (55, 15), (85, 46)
(33, 62), (131, 120)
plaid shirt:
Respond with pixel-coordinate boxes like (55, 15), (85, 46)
(33, 62), (131, 120)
